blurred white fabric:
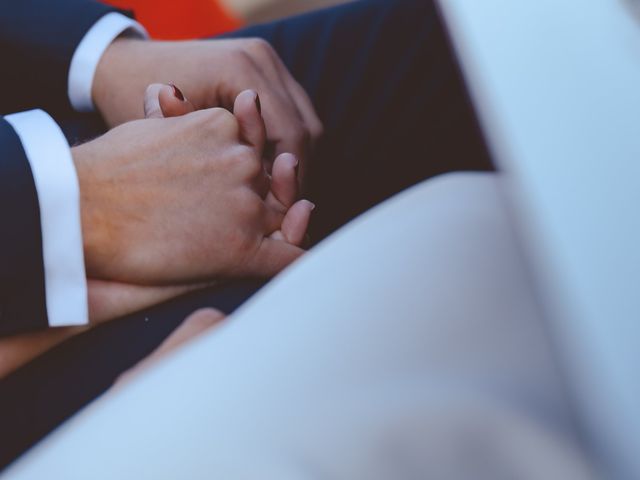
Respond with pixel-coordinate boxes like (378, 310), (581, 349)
(440, 1), (640, 477)
(4, 173), (597, 479)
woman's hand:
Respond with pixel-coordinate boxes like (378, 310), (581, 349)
(93, 38), (323, 185)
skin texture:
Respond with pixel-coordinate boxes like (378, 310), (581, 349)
(0, 87), (314, 380)
(0, 38), (323, 377)
(84, 86), (314, 324)
(75, 90), (309, 286)
(143, 83), (312, 245)
(92, 38), (323, 184)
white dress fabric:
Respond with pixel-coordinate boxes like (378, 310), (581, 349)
(4, 172), (597, 480)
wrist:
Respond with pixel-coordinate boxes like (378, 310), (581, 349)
(93, 37), (151, 127)
(71, 143), (115, 278)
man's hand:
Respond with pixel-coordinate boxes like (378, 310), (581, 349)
(83, 86), (313, 325)
(75, 89), (313, 287)
(93, 38), (323, 184)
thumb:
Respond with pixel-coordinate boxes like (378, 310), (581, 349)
(233, 89), (266, 152)
(144, 83), (195, 119)
(242, 238), (305, 277)
(161, 83), (196, 117)
(266, 152), (299, 211)
(272, 199), (315, 247)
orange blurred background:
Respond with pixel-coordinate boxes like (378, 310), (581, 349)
(103, 0), (242, 39)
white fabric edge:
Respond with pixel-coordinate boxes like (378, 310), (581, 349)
(5, 110), (88, 327)
(68, 12), (148, 112)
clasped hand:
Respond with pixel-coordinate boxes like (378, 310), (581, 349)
(76, 87), (314, 322)
(75, 36), (323, 322)
(0, 38), (323, 377)
(94, 37), (324, 185)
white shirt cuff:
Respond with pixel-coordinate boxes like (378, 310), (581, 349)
(5, 110), (89, 328)
(68, 12), (148, 112)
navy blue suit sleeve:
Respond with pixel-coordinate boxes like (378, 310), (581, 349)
(0, 118), (48, 335)
(0, 0), (126, 116)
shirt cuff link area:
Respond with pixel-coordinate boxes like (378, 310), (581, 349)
(68, 12), (148, 112)
(5, 110), (89, 328)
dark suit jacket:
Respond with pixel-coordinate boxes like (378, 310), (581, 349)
(0, 0), (123, 335)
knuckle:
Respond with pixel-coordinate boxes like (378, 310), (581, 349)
(191, 107), (220, 123)
(236, 50), (254, 71)
(201, 108), (239, 137)
(210, 107), (235, 122)
(233, 146), (263, 178)
(244, 159), (264, 180)
(244, 38), (273, 56)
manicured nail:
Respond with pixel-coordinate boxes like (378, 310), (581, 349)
(170, 83), (185, 101)
(285, 153), (299, 168)
(254, 93), (262, 115)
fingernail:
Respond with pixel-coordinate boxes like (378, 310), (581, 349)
(285, 153), (299, 168)
(170, 83), (185, 101)
(305, 200), (316, 211)
(254, 92), (262, 115)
